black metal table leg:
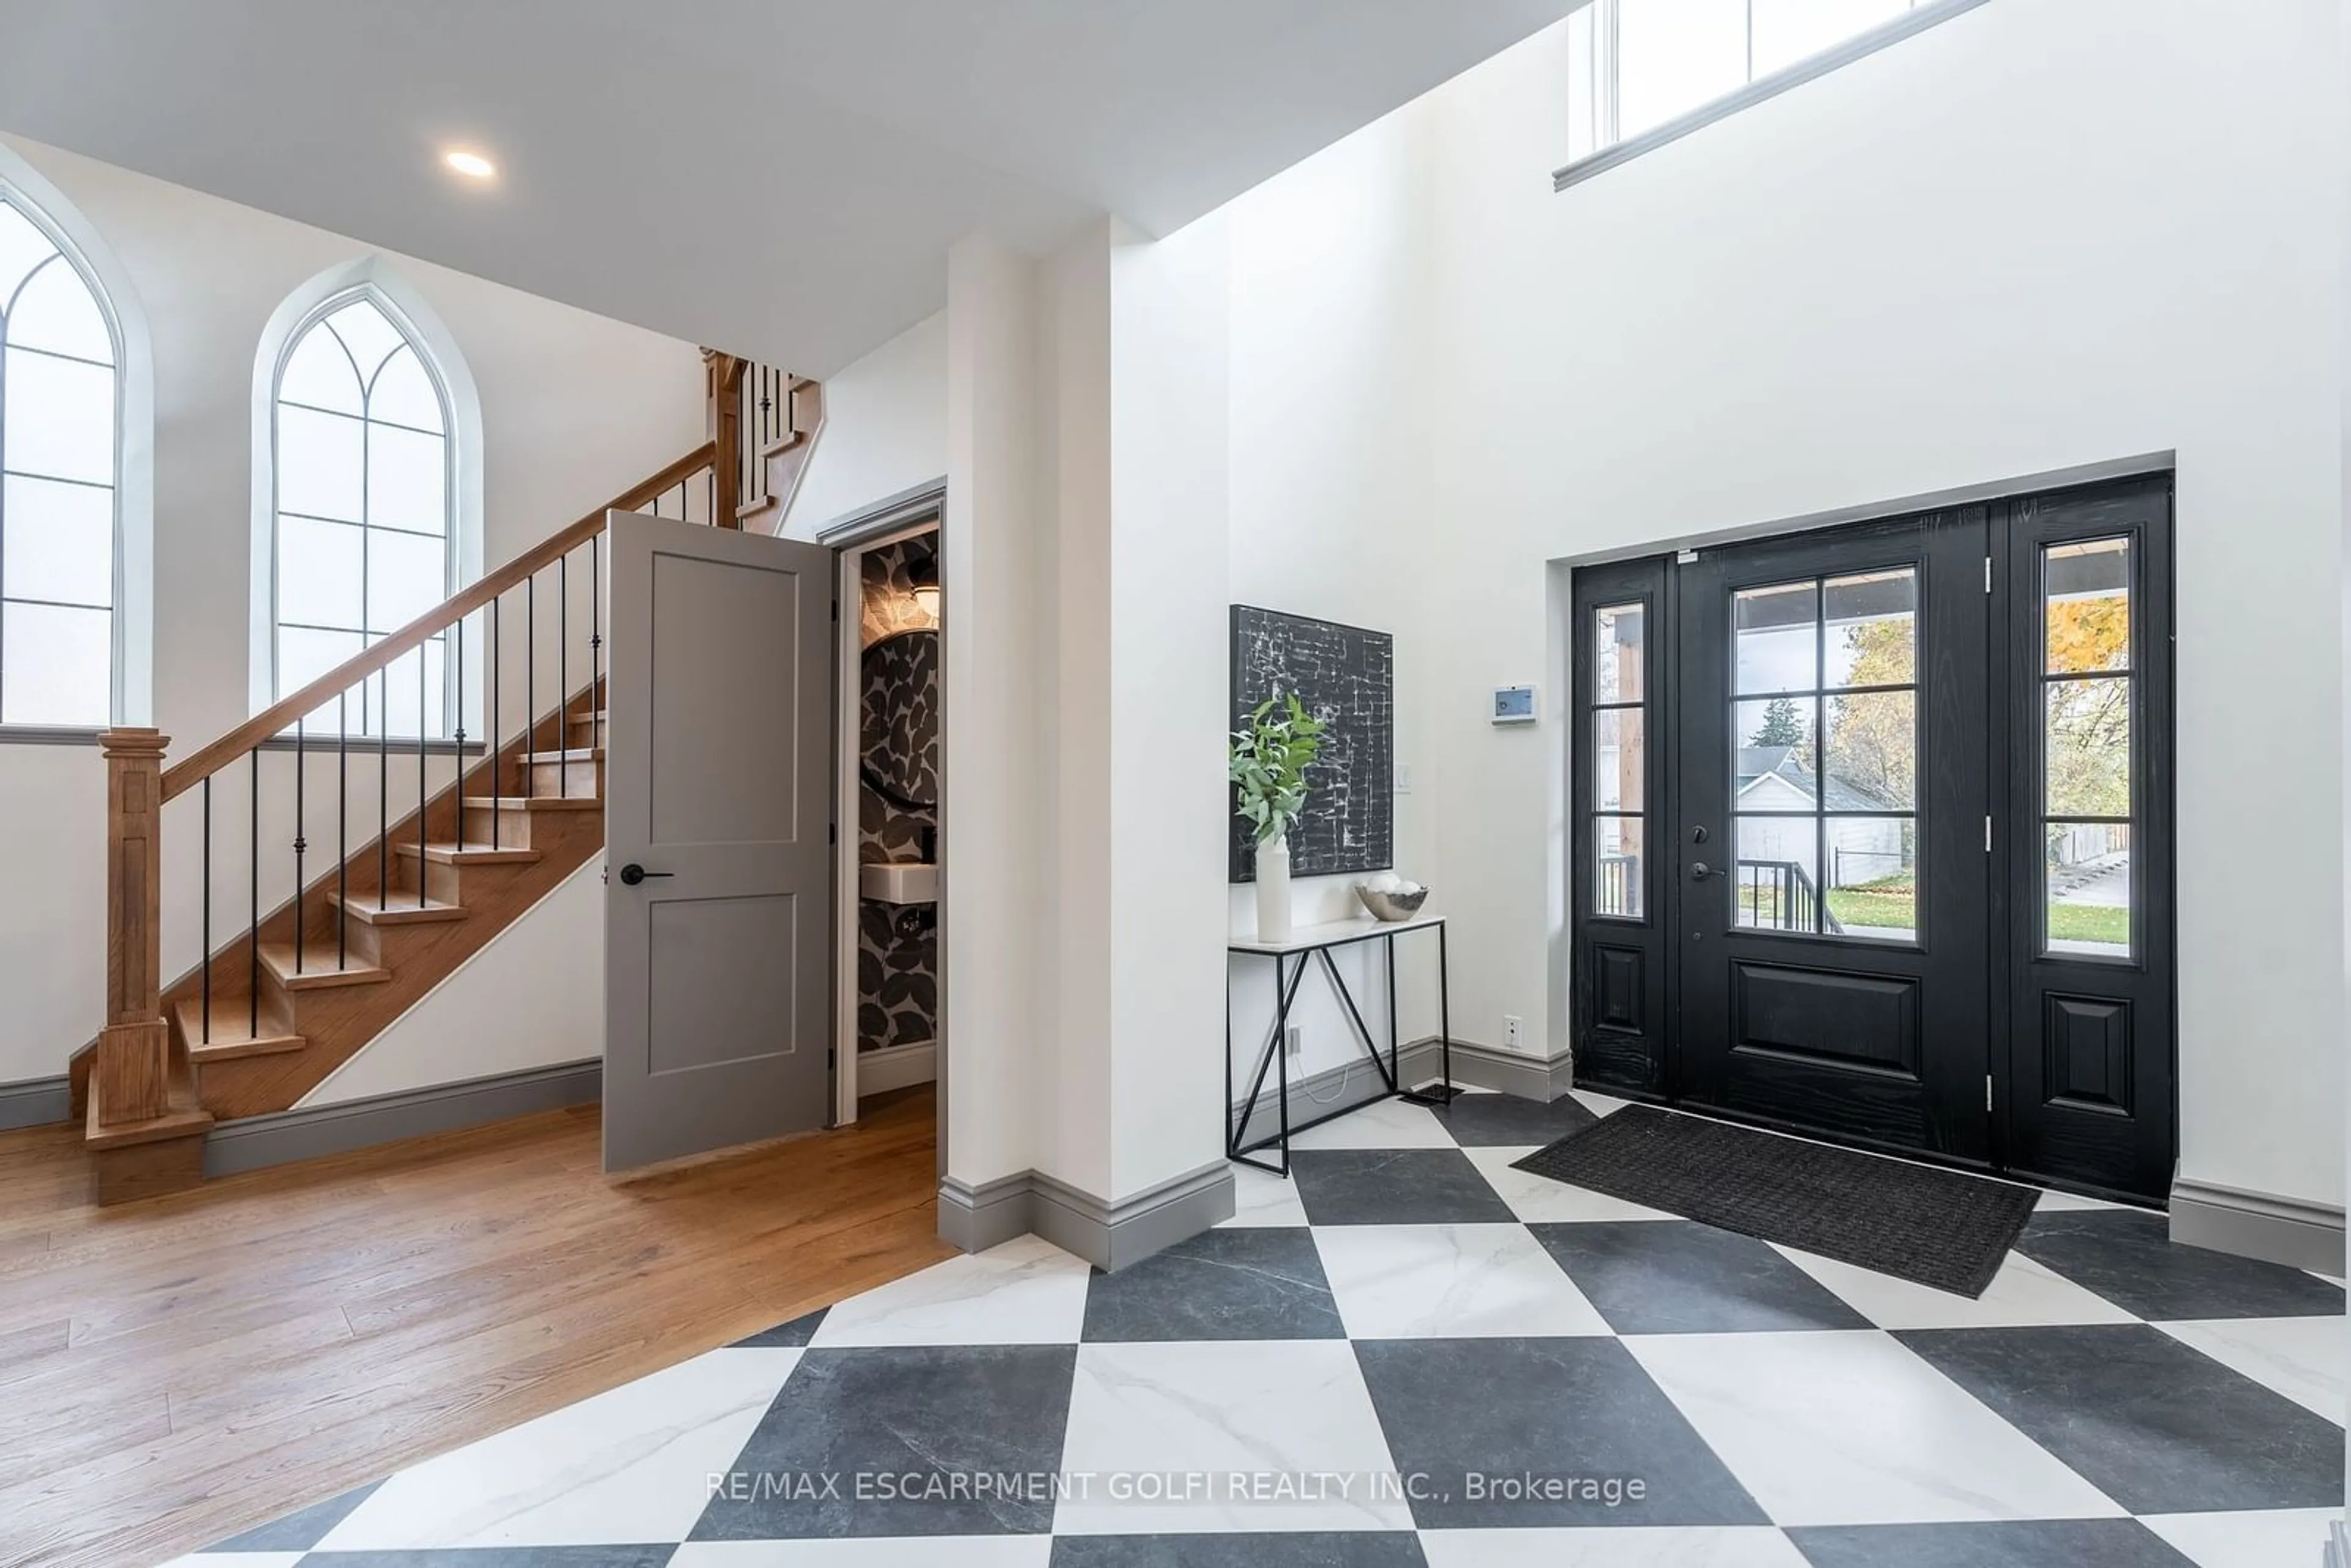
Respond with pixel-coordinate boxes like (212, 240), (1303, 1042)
(1401, 921), (1464, 1105)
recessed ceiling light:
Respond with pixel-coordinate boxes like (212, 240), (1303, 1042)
(441, 149), (498, 181)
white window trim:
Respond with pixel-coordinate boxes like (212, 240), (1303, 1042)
(248, 257), (483, 726)
(0, 141), (155, 731)
(1553, 0), (1991, 192)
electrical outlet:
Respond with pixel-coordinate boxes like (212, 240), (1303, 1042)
(1504, 1015), (1523, 1050)
(1285, 1026), (1304, 1060)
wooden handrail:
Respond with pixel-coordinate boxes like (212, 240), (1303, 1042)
(161, 441), (717, 801)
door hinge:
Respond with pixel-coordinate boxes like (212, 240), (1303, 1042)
(1985, 1075), (1994, 1112)
(1984, 555), (1993, 594)
(828, 822), (837, 845)
(828, 1047), (836, 1068)
(1984, 815), (1993, 853)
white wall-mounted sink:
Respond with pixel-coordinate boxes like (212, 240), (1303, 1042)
(860, 861), (939, 905)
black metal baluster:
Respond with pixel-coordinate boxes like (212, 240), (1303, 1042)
(527, 574), (536, 798)
(249, 748), (260, 1036)
(591, 533), (602, 759)
(337, 691), (349, 967)
(378, 667), (390, 916)
(293, 717), (307, 974)
(559, 553), (569, 799)
(201, 776), (212, 1045)
(418, 643), (429, 907)
(492, 596), (503, 839)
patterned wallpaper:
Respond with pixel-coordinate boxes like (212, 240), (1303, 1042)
(858, 538), (940, 1054)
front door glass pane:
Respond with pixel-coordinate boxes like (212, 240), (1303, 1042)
(1824, 688), (1916, 811)
(1597, 816), (1646, 920)
(1734, 815), (1821, 932)
(2041, 537), (2134, 959)
(2046, 823), (2131, 958)
(1734, 580), (1817, 694)
(1595, 708), (1645, 811)
(1826, 815), (1916, 939)
(2045, 537), (2131, 673)
(1824, 568), (1918, 686)
(1595, 602), (1646, 702)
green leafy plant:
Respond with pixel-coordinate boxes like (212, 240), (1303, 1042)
(1229, 693), (1325, 846)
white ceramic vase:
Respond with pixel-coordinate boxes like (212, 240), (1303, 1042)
(1255, 833), (1293, 944)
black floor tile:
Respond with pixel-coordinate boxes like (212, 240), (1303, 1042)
(1051, 1532), (1428, 1566)
(691, 1343), (1076, 1539)
(1898, 1322), (2345, 1513)
(208, 1480), (383, 1551)
(2014, 1209), (2345, 1320)
(1352, 1336), (1767, 1529)
(1288, 1149), (1518, 1226)
(1528, 1220), (1873, 1334)
(1788, 1519), (2197, 1567)
(1428, 1090), (1600, 1149)
(1081, 1226), (1344, 1342)
(731, 1304), (830, 1347)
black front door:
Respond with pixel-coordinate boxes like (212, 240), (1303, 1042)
(1675, 510), (1994, 1163)
(1571, 474), (2177, 1201)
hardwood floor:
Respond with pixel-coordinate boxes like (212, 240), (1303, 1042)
(0, 1086), (948, 1568)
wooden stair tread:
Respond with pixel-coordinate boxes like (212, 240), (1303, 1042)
(172, 997), (304, 1060)
(258, 942), (391, 991)
(736, 495), (781, 522)
(463, 794), (601, 812)
(759, 429), (808, 460)
(395, 841), (545, 866)
(530, 746), (605, 762)
(328, 890), (468, 925)
(85, 1055), (212, 1150)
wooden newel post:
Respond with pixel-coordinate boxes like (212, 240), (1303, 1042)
(703, 348), (745, 529)
(97, 727), (170, 1125)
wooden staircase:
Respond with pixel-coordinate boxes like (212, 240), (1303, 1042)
(73, 354), (812, 1204)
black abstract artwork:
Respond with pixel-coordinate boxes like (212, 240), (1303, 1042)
(1229, 604), (1394, 883)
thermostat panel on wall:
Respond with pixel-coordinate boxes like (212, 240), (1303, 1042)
(1492, 685), (1536, 725)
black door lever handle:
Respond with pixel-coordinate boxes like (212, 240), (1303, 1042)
(618, 863), (673, 885)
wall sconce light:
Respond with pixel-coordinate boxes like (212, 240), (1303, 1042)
(908, 550), (940, 620)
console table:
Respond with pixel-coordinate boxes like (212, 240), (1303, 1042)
(1226, 913), (1457, 1175)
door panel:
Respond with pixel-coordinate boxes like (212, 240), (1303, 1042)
(1999, 478), (2175, 1199)
(605, 510), (835, 1173)
(1673, 511), (1993, 1163)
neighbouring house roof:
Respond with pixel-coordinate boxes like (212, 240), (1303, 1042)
(1735, 746), (1900, 812)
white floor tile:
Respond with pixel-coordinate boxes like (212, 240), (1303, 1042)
(1054, 1340), (1412, 1534)
(1218, 1160), (1309, 1228)
(2033, 1188), (2125, 1213)
(1314, 1222), (1611, 1339)
(156, 1556), (306, 1568)
(314, 1346), (802, 1550)
(1570, 1089), (1635, 1118)
(2154, 1316), (2347, 1423)
(1463, 1145), (1677, 1224)
(1418, 1526), (1810, 1566)
(1287, 1095), (1455, 1150)
(809, 1234), (1090, 1347)
(2140, 1507), (2342, 1567)
(670, 1539), (1054, 1566)
(1622, 1330), (2123, 1528)
(1771, 1245), (2135, 1331)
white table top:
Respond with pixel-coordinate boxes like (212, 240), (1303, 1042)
(1227, 912), (1444, 956)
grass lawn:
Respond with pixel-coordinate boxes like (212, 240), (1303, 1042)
(1757, 875), (2131, 947)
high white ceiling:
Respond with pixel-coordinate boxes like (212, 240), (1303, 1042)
(0, 0), (1571, 373)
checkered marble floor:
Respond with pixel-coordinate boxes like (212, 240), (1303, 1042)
(174, 1088), (2345, 1567)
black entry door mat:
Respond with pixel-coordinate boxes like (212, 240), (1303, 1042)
(1513, 1105), (2041, 1297)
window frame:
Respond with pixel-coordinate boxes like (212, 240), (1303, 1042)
(1553, 0), (1990, 192)
(0, 174), (137, 733)
(252, 260), (481, 738)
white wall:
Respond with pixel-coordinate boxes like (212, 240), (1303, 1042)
(785, 310), (948, 538)
(1222, 106), (1445, 1093)
(300, 859), (604, 1105)
(0, 134), (705, 1090)
(1415, 0), (2345, 1207)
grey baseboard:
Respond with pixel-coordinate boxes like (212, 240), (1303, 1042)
(0, 1075), (70, 1131)
(2170, 1176), (2345, 1278)
(204, 1060), (602, 1178)
(1442, 1037), (1577, 1101)
(938, 1159), (1235, 1272)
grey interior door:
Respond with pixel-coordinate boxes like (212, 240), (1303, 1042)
(604, 509), (834, 1173)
